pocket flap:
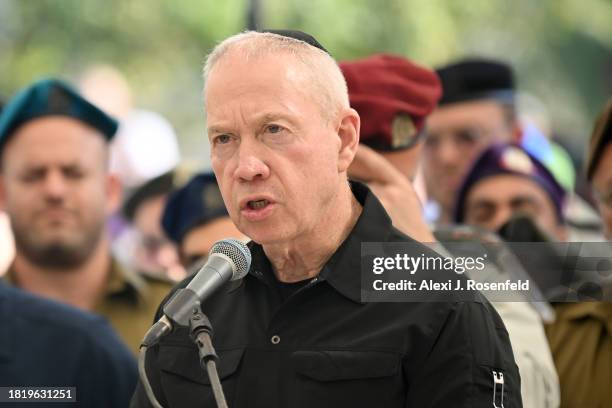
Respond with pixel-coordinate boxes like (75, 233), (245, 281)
(159, 346), (244, 385)
(291, 350), (399, 381)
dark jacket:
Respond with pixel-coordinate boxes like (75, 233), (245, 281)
(0, 282), (137, 408)
(131, 183), (522, 407)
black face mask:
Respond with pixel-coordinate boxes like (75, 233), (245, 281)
(495, 213), (597, 300)
(497, 213), (553, 243)
(496, 214), (561, 296)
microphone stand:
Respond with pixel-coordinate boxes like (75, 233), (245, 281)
(139, 301), (229, 408)
(189, 304), (228, 408)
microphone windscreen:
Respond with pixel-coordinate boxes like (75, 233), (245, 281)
(210, 239), (252, 280)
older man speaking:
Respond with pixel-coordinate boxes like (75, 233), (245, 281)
(131, 30), (521, 408)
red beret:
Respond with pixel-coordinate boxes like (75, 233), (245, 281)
(339, 54), (441, 151)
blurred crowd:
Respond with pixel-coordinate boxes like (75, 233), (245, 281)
(0, 38), (611, 407)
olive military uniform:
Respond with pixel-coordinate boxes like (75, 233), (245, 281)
(545, 302), (612, 407)
(4, 260), (173, 354)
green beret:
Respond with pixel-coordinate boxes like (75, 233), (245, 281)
(0, 78), (118, 152)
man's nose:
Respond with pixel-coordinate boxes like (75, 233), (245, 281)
(233, 140), (270, 182)
(490, 206), (514, 232)
(42, 170), (68, 199)
(436, 137), (461, 166)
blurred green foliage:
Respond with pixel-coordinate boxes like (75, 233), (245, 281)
(1, 0), (610, 167)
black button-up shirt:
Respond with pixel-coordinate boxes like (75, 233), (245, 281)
(131, 182), (521, 407)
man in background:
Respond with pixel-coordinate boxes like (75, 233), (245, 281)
(0, 78), (172, 353)
(453, 142), (570, 299)
(340, 53), (440, 241)
(79, 64), (185, 282)
(423, 59), (521, 224)
(454, 143), (567, 241)
(121, 170), (187, 281)
(161, 171), (244, 269)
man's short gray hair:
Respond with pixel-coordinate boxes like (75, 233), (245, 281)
(202, 31), (349, 122)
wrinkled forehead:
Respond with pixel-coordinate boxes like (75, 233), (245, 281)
(204, 52), (321, 124)
(206, 50), (308, 98)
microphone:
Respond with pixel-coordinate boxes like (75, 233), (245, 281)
(141, 238), (251, 347)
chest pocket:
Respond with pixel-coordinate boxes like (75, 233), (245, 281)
(291, 350), (404, 408)
(158, 345), (244, 407)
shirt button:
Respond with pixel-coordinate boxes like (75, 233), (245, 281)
(270, 335), (281, 345)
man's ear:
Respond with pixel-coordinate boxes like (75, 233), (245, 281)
(105, 173), (123, 215)
(336, 107), (360, 173)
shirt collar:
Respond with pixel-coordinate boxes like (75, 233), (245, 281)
(105, 258), (147, 302)
(247, 181), (398, 304)
(321, 182), (396, 303)
(4, 258), (147, 305)
(558, 302), (612, 335)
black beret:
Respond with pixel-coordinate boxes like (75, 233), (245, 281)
(259, 29), (329, 54)
(161, 172), (229, 244)
(436, 58), (515, 106)
(0, 78), (118, 153)
(586, 98), (612, 181)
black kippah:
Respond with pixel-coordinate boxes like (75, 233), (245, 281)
(259, 29), (330, 55)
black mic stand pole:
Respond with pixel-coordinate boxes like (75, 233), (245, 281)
(189, 304), (228, 408)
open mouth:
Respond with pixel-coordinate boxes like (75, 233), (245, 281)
(247, 199), (269, 210)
